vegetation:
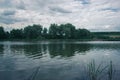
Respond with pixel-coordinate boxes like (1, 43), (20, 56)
(0, 23), (92, 40)
(92, 32), (120, 41)
(86, 60), (115, 80)
(0, 23), (120, 40)
(0, 27), (8, 39)
(27, 60), (115, 80)
(107, 61), (115, 80)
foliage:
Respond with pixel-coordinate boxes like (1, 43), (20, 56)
(75, 29), (92, 39)
(107, 61), (115, 80)
(10, 29), (24, 39)
(48, 23), (76, 39)
(87, 60), (115, 80)
(0, 26), (8, 39)
(1, 23), (120, 40)
(24, 24), (43, 39)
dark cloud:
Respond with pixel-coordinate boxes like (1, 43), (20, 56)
(74, 0), (90, 4)
(114, 25), (120, 30)
(49, 7), (72, 14)
(0, 0), (26, 10)
(17, 5), (26, 10)
(0, 0), (12, 8)
(0, 15), (27, 24)
(0, 10), (16, 24)
(1, 10), (16, 16)
(0, 10), (27, 24)
(101, 8), (120, 12)
(0, 16), (19, 24)
(16, 1), (26, 10)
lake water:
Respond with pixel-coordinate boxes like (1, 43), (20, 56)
(0, 41), (120, 80)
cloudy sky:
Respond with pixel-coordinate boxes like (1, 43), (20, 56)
(0, 0), (120, 31)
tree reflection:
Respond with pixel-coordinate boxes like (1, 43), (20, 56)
(23, 45), (43, 59)
(10, 44), (48, 59)
(0, 45), (4, 55)
(9, 43), (92, 58)
(74, 44), (91, 55)
(7, 42), (120, 59)
(48, 43), (92, 58)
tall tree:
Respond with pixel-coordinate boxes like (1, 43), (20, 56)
(64, 23), (76, 39)
(49, 24), (59, 39)
(24, 24), (43, 39)
(42, 27), (48, 38)
(0, 26), (7, 39)
(75, 29), (91, 39)
(10, 29), (24, 39)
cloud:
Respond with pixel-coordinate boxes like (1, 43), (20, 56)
(74, 0), (90, 4)
(0, 0), (120, 31)
(49, 6), (72, 14)
(101, 8), (120, 12)
(1, 10), (16, 16)
(0, 0), (12, 8)
(0, 9), (27, 24)
(0, 15), (26, 24)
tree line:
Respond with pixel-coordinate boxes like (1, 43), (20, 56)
(0, 23), (93, 40)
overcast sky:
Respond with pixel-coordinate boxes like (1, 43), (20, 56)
(0, 0), (120, 31)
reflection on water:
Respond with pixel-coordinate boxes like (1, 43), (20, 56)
(7, 43), (92, 59)
(0, 41), (120, 80)
(48, 43), (91, 57)
(0, 45), (4, 55)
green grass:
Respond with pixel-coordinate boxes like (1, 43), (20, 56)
(87, 60), (115, 80)
(26, 66), (40, 80)
(107, 61), (115, 80)
(27, 60), (115, 80)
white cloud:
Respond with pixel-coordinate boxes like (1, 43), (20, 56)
(0, 0), (120, 31)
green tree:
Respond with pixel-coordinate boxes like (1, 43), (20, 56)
(10, 29), (24, 39)
(0, 26), (7, 39)
(42, 27), (48, 38)
(49, 24), (59, 39)
(75, 29), (91, 39)
(24, 24), (43, 39)
(0, 23), (93, 40)
(65, 23), (76, 39)
(60, 23), (76, 39)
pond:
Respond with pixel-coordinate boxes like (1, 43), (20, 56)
(0, 41), (120, 80)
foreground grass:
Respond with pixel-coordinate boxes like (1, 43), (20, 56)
(87, 60), (115, 80)
(27, 60), (115, 80)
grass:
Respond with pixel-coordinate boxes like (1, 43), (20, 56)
(87, 60), (115, 80)
(27, 60), (115, 80)
(107, 61), (115, 80)
(26, 66), (40, 80)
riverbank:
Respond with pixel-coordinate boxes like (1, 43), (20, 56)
(1, 38), (120, 41)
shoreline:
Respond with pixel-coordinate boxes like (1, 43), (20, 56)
(1, 39), (120, 41)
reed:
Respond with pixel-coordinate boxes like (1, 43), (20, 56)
(107, 61), (115, 80)
(87, 60), (115, 80)
(26, 66), (40, 80)
(27, 60), (115, 80)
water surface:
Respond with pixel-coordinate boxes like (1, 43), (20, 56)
(0, 41), (120, 80)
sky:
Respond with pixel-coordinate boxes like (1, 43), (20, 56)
(0, 0), (120, 31)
